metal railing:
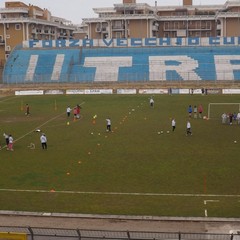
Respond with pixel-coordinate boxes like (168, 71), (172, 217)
(2, 72), (240, 84)
(0, 226), (237, 240)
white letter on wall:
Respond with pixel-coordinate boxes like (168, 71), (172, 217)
(149, 56), (201, 81)
(25, 55), (38, 81)
(51, 54), (65, 81)
(215, 55), (240, 80)
(84, 57), (132, 82)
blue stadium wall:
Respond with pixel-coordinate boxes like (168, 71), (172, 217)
(3, 38), (240, 84)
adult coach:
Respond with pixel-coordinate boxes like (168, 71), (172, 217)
(40, 133), (47, 150)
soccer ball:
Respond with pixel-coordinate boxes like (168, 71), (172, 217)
(234, 140), (237, 144)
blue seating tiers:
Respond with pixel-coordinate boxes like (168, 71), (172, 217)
(3, 45), (240, 83)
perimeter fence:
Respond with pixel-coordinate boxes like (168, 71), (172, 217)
(0, 226), (238, 240)
(2, 71), (240, 84)
(2, 77), (240, 88)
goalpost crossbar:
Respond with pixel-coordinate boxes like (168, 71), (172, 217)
(208, 103), (240, 119)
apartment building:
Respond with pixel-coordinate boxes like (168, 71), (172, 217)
(0, 1), (77, 66)
(76, 0), (240, 40)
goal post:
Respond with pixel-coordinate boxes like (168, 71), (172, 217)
(208, 103), (240, 119)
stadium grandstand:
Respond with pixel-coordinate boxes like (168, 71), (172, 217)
(2, 37), (240, 86)
(2, 0), (240, 88)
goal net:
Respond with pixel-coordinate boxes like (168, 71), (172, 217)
(207, 103), (240, 119)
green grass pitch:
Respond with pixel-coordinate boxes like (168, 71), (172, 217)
(0, 94), (240, 217)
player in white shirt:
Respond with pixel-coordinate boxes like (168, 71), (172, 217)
(106, 118), (111, 132)
(149, 97), (154, 108)
(40, 133), (47, 150)
(172, 118), (176, 131)
(186, 121), (192, 136)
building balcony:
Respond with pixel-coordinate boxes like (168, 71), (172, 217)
(160, 15), (215, 21)
(164, 25), (211, 31)
(0, 17), (76, 31)
(59, 32), (68, 38)
(152, 25), (159, 31)
(189, 26), (212, 31)
(217, 12), (240, 18)
(102, 27), (108, 32)
(96, 27), (101, 32)
(44, 29), (51, 34)
(34, 10), (44, 17)
(112, 25), (125, 31)
(96, 26), (109, 32)
(0, 7), (28, 14)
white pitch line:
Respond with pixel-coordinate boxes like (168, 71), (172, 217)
(14, 112), (65, 143)
(204, 200), (220, 205)
(204, 200), (220, 203)
(0, 188), (239, 198)
(203, 200), (220, 217)
(1, 101), (85, 149)
(0, 96), (18, 103)
(1, 112), (65, 150)
(205, 209), (208, 217)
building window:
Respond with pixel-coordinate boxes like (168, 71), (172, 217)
(115, 21), (122, 28)
(206, 31), (211, 37)
(116, 32), (122, 38)
(164, 32), (169, 38)
(196, 21), (201, 29)
(206, 21), (211, 29)
(174, 22), (179, 29)
(164, 22), (169, 30)
(15, 24), (21, 30)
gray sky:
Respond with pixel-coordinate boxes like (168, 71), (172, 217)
(1, 0), (226, 24)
